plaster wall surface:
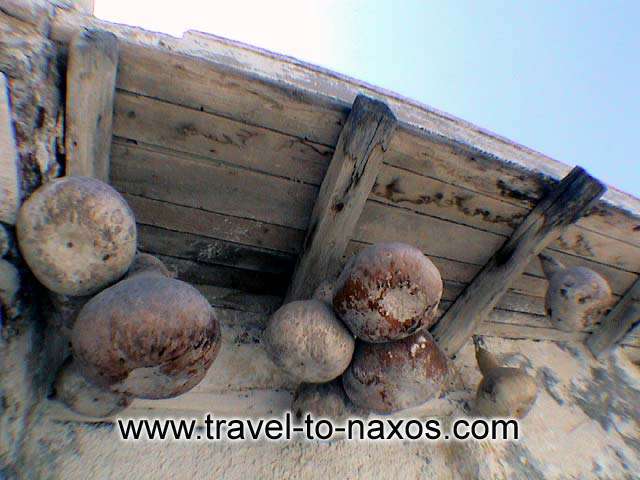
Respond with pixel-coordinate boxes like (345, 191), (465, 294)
(22, 337), (640, 480)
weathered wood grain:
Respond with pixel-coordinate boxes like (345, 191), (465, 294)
(477, 322), (587, 343)
(0, 0), (51, 32)
(125, 190), (496, 292)
(286, 95), (397, 301)
(131, 211), (551, 314)
(109, 42), (640, 249)
(357, 202), (636, 296)
(194, 284), (282, 315)
(623, 321), (640, 344)
(51, 11), (640, 254)
(112, 143), (636, 298)
(387, 132), (640, 248)
(114, 91), (332, 184)
(112, 92), (640, 274)
(111, 141), (317, 230)
(431, 167), (607, 356)
(137, 223), (548, 315)
(153, 254), (289, 296)
(123, 193), (551, 299)
(621, 345), (640, 362)
(136, 225), (548, 317)
(123, 193), (304, 254)
(137, 224), (295, 275)
(586, 277), (640, 357)
(0, 73), (20, 224)
(373, 165), (640, 274)
(65, 28), (118, 181)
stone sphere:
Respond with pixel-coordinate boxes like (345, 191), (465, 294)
(72, 274), (220, 399)
(343, 331), (449, 413)
(263, 299), (354, 383)
(333, 242), (442, 342)
(17, 176), (137, 295)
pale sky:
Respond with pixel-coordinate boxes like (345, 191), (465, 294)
(95, 0), (639, 197)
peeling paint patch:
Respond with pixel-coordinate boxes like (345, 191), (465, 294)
(503, 443), (547, 480)
(571, 363), (640, 455)
(539, 367), (564, 405)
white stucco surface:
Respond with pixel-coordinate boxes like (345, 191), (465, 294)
(23, 338), (640, 480)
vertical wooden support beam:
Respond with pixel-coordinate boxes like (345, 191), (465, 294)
(0, 73), (20, 225)
(587, 277), (640, 358)
(65, 28), (118, 182)
(285, 94), (397, 302)
(432, 167), (606, 356)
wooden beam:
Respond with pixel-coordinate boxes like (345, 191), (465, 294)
(0, 73), (20, 225)
(586, 277), (640, 358)
(65, 28), (118, 181)
(285, 94), (397, 301)
(431, 166), (606, 356)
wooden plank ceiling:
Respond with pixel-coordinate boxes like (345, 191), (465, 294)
(52, 11), (640, 353)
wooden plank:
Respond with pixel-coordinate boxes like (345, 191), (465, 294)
(50, 12), (640, 252)
(624, 321), (640, 342)
(153, 254), (289, 296)
(133, 214), (548, 316)
(110, 141), (635, 300)
(123, 193), (304, 255)
(620, 346), (640, 363)
(112, 141), (637, 296)
(431, 167), (607, 356)
(138, 226), (547, 316)
(387, 133), (640, 249)
(137, 224), (295, 275)
(65, 29), (118, 181)
(138, 222), (547, 316)
(373, 165), (640, 274)
(194, 285), (282, 315)
(114, 91), (331, 184)
(125, 191), (621, 305)
(111, 141), (317, 231)
(285, 95), (397, 301)
(477, 322), (587, 343)
(125, 191), (554, 300)
(0, 73), (20, 225)
(112, 93), (640, 275)
(0, 1), (51, 31)
(357, 202), (636, 296)
(586, 277), (640, 357)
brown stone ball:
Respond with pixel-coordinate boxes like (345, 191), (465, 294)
(16, 176), (137, 296)
(342, 330), (449, 414)
(333, 242), (443, 342)
(263, 299), (355, 383)
(71, 274), (220, 399)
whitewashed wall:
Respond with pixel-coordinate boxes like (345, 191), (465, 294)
(21, 337), (640, 480)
